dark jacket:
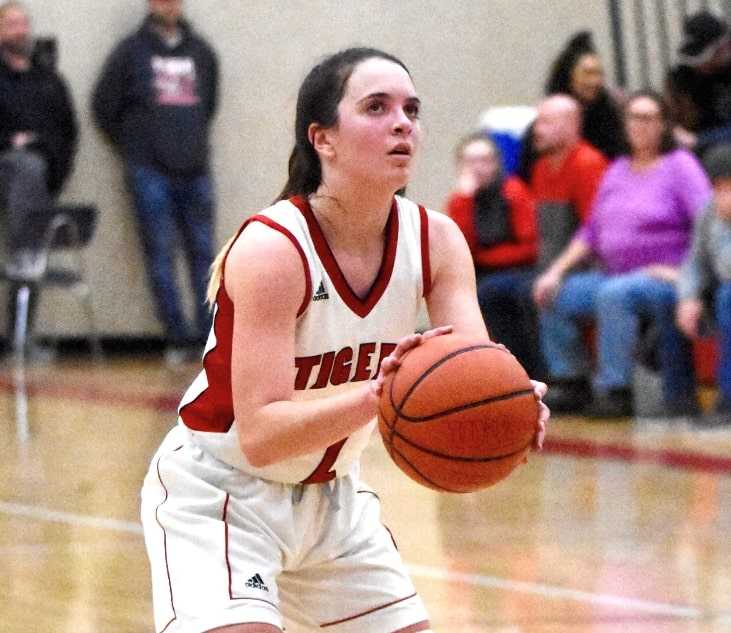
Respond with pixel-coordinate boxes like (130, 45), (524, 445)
(665, 62), (731, 133)
(0, 57), (78, 194)
(92, 16), (219, 175)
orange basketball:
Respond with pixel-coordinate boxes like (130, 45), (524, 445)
(378, 334), (538, 493)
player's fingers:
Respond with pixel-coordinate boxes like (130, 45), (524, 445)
(533, 401), (549, 451)
(531, 379), (548, 400)
(420, 325), (453, 340)
(379, 355), (400, 375)
(391, 332), (426, 360)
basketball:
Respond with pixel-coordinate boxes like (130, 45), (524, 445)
(378, 334), (538, 493)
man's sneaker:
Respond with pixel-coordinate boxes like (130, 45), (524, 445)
(583, 388), (633, 419)
(543, 378), (592, 414)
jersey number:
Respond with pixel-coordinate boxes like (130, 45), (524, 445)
(301, 438), (346, 484)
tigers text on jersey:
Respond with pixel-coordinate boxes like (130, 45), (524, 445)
(176, 195), (431, 483)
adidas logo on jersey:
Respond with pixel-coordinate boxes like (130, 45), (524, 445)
(313, 281), (329, 302)
(245, 573), (269, 592)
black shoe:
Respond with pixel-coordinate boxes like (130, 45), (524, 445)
(544, 378), (592, 414)
(583, 388), (633, 419)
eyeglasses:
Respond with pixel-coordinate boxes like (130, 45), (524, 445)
(626, 112), (662, 122)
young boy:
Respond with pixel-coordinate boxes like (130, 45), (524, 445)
(676, 143), (731, 427)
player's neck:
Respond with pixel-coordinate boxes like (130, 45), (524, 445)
(310, 183), (393, 250)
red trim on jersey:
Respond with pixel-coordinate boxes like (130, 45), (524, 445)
(223, 493), (233, 599)
(418, 205), (431, 297)
(290, 195), (399, 319)
(320, 593), (422, 628)
(179, 282), (236, 432)
(154, 447), (182, 633)
(179, 211), (312, 433)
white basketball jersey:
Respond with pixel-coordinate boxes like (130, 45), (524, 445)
(176, 195), (431, 483)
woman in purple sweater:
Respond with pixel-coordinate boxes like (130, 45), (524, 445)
(532, 90), (712, 418)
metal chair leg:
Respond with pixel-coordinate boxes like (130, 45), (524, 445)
(13, 284), (31, 363)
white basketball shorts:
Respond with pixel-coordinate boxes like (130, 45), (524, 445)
(140, 425), (430, 633)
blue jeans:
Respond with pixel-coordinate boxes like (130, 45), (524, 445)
(714, 282), (731, 404)
(541, 270), (696, 402)
(476, 267), (545, 378)
(127, 164), (214, 345)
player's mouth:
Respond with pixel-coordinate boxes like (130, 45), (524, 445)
(388, 143), (412, 157)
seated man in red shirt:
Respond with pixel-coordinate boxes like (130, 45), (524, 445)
(530, 94), (609, 270)
(529, 94), (609, 410)
(446, 133), (544, 377)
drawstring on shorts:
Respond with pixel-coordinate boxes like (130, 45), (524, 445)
(322, 477), (341, 511)
(291, 478), (341, 511)
(292, 483), (304, 505)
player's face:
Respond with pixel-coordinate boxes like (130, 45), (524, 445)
(570, 53), (604, 104)
(328, 57), (422, 190)
(624, 96), (664, 156)
(0, 6), (31, 56)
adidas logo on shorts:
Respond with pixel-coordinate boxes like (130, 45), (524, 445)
(313, 281), (329, 302)
(245, 573), (269, 592)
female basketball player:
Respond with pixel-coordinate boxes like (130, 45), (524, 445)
(141, 47), (549, 633)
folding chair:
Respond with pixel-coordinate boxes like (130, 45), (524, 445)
(2, 204), (102, 362)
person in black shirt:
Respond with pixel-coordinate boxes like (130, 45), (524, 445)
(665, 10), (731, 156)
(517, 31), (624, 182)
(0, 1), (78, 357)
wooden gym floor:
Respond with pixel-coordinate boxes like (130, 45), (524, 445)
(1, 354), (729, 633)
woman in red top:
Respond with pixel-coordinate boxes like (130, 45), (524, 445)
(446, 133), (545, 377)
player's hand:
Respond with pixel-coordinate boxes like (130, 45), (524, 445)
(369, 325), (453, 398)
(531, 379), (549, 451)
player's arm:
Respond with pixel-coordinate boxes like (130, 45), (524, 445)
(225, 222), (376, 467)
(424, 210), (489, 339)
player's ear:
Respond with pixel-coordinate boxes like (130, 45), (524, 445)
(308, 123), (335, 160)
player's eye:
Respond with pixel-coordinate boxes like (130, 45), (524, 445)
(366, 100), (385, 114)
(404, 102), (420, 119)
